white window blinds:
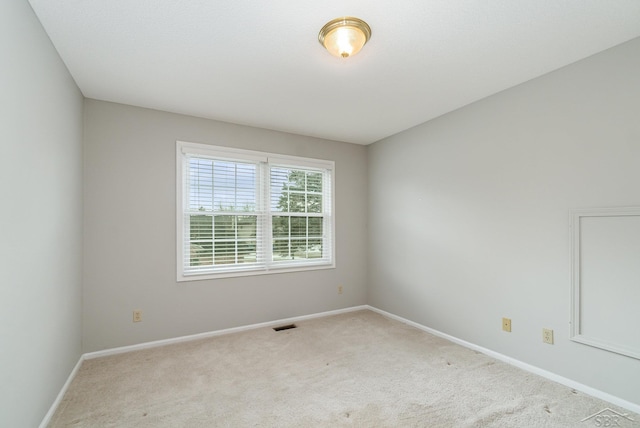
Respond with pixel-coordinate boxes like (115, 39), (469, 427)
(177, 142), (334, 281)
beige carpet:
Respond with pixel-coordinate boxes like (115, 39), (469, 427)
(49, 310), (639, 427)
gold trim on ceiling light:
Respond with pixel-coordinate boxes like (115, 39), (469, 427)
(318, 17), (372, 58)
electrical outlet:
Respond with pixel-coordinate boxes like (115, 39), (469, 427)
(502, 317), (512, 332)
(133, 310), (142, 323)
(543, 328), (554, 344)
(338, 285), (343, 294)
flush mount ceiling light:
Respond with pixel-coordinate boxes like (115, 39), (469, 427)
(318, 17), (371, 58)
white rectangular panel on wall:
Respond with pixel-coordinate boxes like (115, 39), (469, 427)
(571, 207), (640, 360)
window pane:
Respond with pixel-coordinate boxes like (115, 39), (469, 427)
(307, 172), (322, 193)
(190, 243), (212, 266)
(270, 167), (289, 184)
(213, 193), (236, 211)
(290, 217), (307, 237)
(308, 217), (323, 237)
(238, 240), (257, 264)
(308, 239), (323, 259)
(271, 216), (324, 262)
(212, 161), (257, 212)
(188, 159), (213, 211)
(271, 192), (289, 212)
(237, 216), (257, 239)
(214, 216), (235, 240)
(273, 239), (290, 260)
(288, 193), (305, 213)
(307, 194), (322, 213)
(290, 239), (307, 259)
(271, 168), (310, 213)
(236, 192), (256, 212)
(190, 215), (212, 241)
(272, 216), (289, 238)
(235, 163), (257, 211)
(270, 168), (289, 212)
(270, 168), (326, 216)
(214, 241), (236, 265)
(288, 170), (306, 191)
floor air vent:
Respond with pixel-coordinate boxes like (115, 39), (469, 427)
(273, 324), (297, 332)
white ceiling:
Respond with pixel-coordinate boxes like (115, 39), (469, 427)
(28, 1), (640, 145)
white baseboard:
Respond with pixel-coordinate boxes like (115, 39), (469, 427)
(39, 356), (84, 428)
(84, 305), (369, 360)
(366, 305), (640, 415)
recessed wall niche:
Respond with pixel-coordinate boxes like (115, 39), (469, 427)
(571, 207), (640, 360)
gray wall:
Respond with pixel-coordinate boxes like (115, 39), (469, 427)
(0, 1), (83, 426)
(83, 100), (368, 352)
(368, 37), (640, 405)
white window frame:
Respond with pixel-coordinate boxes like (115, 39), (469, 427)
(176, 141), (335, 281)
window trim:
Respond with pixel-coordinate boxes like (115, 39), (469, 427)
(176, 141), (335, 282)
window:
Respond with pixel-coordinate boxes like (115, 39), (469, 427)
(176, 141), (334, 281)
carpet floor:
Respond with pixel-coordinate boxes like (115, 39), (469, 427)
(49, 310), (639, 427)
